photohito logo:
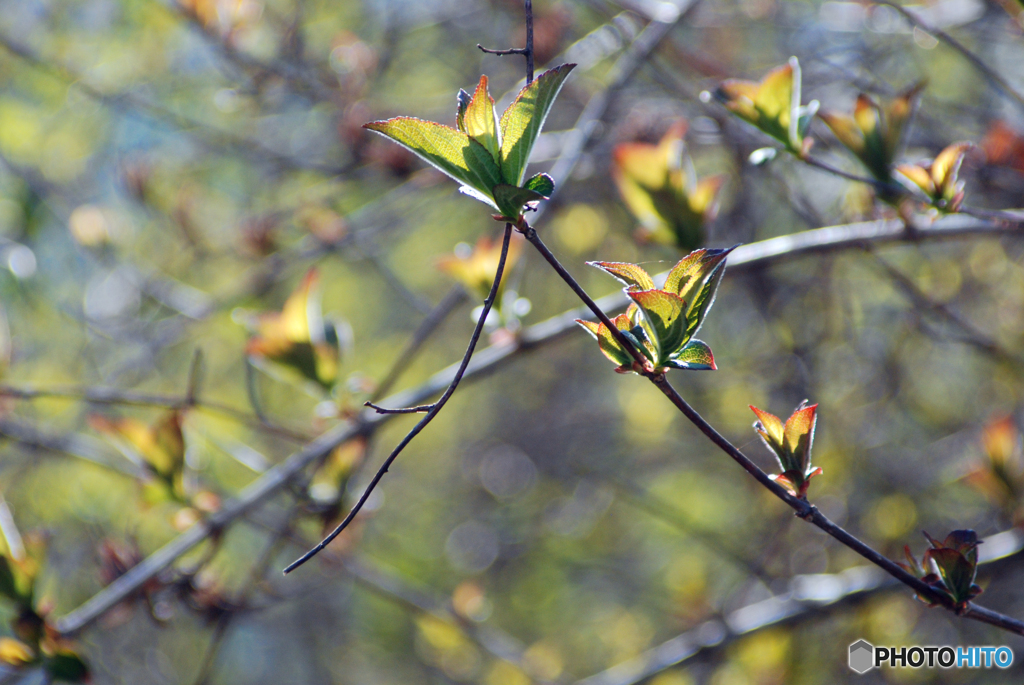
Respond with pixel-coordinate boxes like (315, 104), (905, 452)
(848, 640), (1013, 673)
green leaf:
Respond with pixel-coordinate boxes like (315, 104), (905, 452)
(524, 172), (555, 197)
(666, 338), (716, 370)
(628, 289), (689, 361)
(492, 184), (547, 220)
(587, 261), (655, 291)
(499, 64), (576, 185)
(363, 117), (502, 203)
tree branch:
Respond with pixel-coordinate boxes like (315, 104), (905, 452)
(48, 212), (1021, 636)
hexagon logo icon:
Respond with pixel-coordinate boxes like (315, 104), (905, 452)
(849, 640), (875, 674)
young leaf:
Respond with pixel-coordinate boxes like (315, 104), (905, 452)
(244, 269), (344, 388)
(438, 233), (523, 301)
(587, 261), (655, 291)
(524, 172), (555, 197)
(463, 75), (502, 161)
(711, 57), (817, 156)
(611, 121), (725, 251)
(364, 118), (503, 204)
(499, 64), (576, 185)
(667, 339), (716, 370)
(576, 316), (635, 369)
(896, 141), (974, 212)
(492, 184), (547, 220)
(628, 289), (689, 360)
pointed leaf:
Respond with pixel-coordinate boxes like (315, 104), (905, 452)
(782, 402), (817, 471)
(925, 548), (977, 604)
(588, 261), (655, 291)
(883, 82), (925, 161)
(499, 63), (576, 185)
(463, 75), (501, 160)
(896, 164), (935, 196)
(364, 118), (502, 200)
(931, 142), (973, 196)
(820, 111), (866, 155)
(750, 405), (785, 452)
(667, 338), (716, 370)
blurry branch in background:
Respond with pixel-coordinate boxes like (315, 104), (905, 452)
(0, 31), (348, 175)
(575, 528), (1024, 685)
(0, 384), (311, 442)
(368, 286), (468, 402)
(163, 0), (337, 103)
(873, 0), (1024, 114)
(44, 211), (1023, 635)
(869, 252), (1024, 373)
(191, 511), (299, 685)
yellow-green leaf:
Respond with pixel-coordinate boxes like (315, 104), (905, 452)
(463, 75), (501, 161)
(499, 63), (576, 185)
(587, 261), (655, 291)
(364, 117), (502, 202)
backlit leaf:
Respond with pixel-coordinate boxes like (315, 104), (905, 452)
(628, 289), (689, 358)
(463, 76), (501, 161)
(524, 172), (555, 197)
(667, 338), (716, 370)
(499, 64), (576, 185)
(364, 117), (502, 201)
(576, 316), (634, 368)
(587, 261), (655, 291)
(750, 405), (785, 451)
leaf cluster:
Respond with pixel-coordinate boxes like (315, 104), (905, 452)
(576, 248), (731, 374)
(365, 65), (576, 222)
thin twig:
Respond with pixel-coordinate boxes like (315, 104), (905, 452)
(282, 223), (515, 574)
(0, 384), (310, 442)
(364, 401), (432, 414)
(477, 0), (534, 82)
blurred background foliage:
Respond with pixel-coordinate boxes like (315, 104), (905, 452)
(0, 0), (1022, 682)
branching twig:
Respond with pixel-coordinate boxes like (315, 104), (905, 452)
(478, 0), (534, 83)
(282, 223), (515, 574)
